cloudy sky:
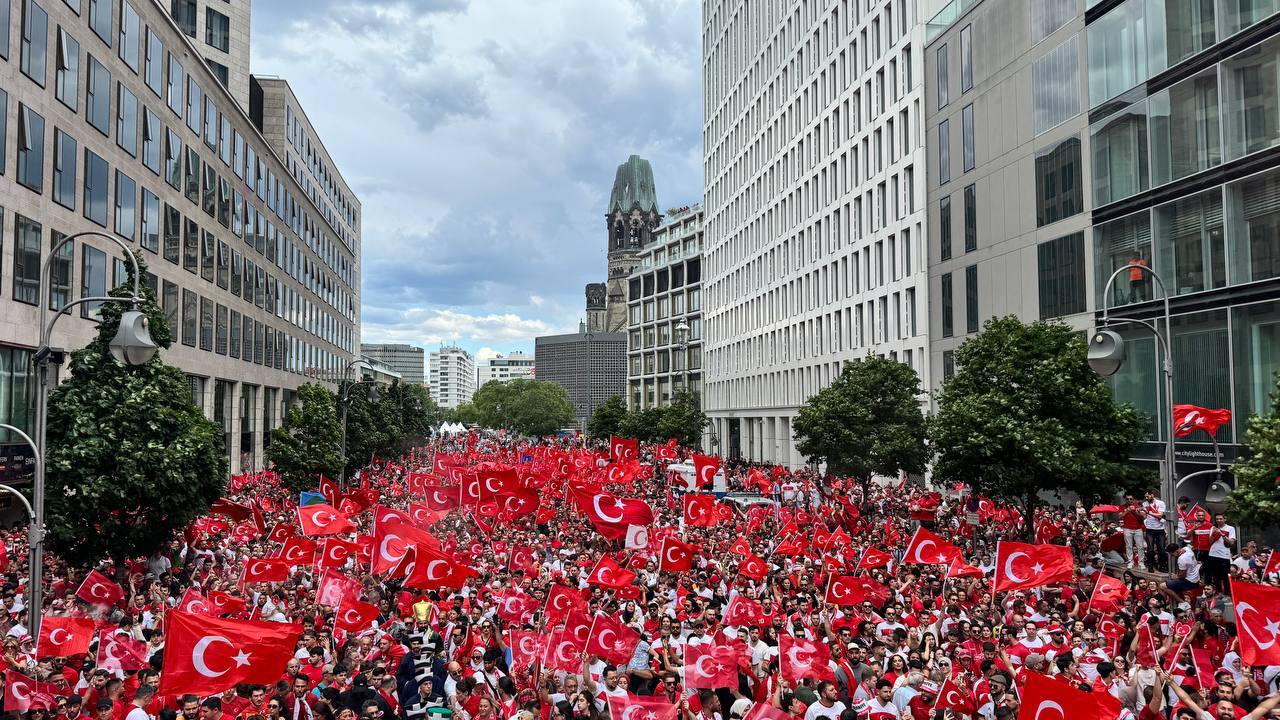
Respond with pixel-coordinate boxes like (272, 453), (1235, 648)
(250, 0), (703, 362)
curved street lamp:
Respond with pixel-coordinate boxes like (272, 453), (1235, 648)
(31, 231), (157, 639)
(338, 358), (377, 488)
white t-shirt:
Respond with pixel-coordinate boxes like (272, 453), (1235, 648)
(1177, 550), (1201, 584)
(1144, 500), (1167, 530)
(125, 706), (152, 720)
(865, 698), (901, 720)
(1209, 525), (1236, 559)
(803, 701), (846, 720)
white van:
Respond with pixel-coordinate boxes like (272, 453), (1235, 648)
(666, 462), (727, 493)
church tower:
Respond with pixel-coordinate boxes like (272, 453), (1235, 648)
(600, 155), (661, 332)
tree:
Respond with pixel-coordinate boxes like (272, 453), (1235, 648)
(619, 407), (665, 443)
(929, 316), (1147, 515)
(468, 380), (575, 436)
(267, 383), (344, 492)
(656, 389), (709, 448)
(793, 356), (927, 487)
(45, 256), (227, 568)
(587, 395), (628, 439)
(1226, 373), (1280, 528)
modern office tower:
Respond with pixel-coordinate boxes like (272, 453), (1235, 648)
(429, 345), (476, 409)
(702, 0), (930, 465)
(535, 327), (627, 429)
(362, 343), (426, 385)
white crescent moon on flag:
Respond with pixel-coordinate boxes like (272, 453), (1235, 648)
(593, 496), (624, 524)
(518, 637), (536, 656)
(699, 465), (715, 484)
(10, 679), (30, 701)
(597, 629), (616, 650)
(343, 609), (361, 625)
(913, 539), (936, 563)
(426, 560), (450, 581)
(693, 654), (715, 678)
(1004, 552), (1030, 584)
(1033, 701), (1065, 720)
(379, 535), (403, 563)
(249, 561), (269, 577)
(89, 582), (110, 600)
(1236, 602), (1278, 650)
(311, 511), (332, 528)
(556, 640), (575, 663)
(596, 566), (615, 585)
(48, 628), (70, 646)
(831, 581), (849, 600)
(192, 635), (234, 677)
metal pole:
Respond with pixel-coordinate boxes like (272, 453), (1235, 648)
(337, 357), (372, 490)
(0, 425), (40, 637)
(585, 332), (593, 430)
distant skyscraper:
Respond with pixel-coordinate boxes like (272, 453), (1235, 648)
(535, 328), (626, 429)
(361, 344), (426, 385)
(429, 346), (477, 409)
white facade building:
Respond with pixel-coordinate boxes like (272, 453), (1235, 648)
(702, 0), (931, 466)
(429, 346), (476, 409)
(477, 352), (536, 386)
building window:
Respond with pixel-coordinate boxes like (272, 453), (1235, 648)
(229, 309), (240, 358)
(1228, 168), (1280, 284)
(1038, 232), (1086, 319)
(163, 203), (180, 263)
(55, 27), (79, 109)
(166, 54), (183, 115)
(86, 54), (110, 135)
(186, 76), (201, 134)
(964, 184), (977, 252)
(183, 217), (198, 272)
(144, 28), (161, 95)
(116, 83), (137, 156)
(1222, 34), (1279, 163)
(938, 119), (950, 184)
(1087, 0), (1158, 108)
(118, 1), (138, 71)
(1031, 0), (1076, 43)
(942, 350), (955, 380)
(0, 0), (9, 59)
(1094, 210), (1153, 307)
(0, 90), (6, 173)
(142, 109), (160, 173)
(181, 288), (197, 346)
(184, 148), (199, 202)
(960, 24), (973, 92)
(205, 8), (229, 52)
(17, 104), (45, 193)
(164, 128), (181, 189)
(941, 272), (954, 338)
(215, 304), (227, 354)
(208, 60), (228, 87)
(1151, 67), (1221, 187)
(20, 0), (49, 87)
(936, 43), (949, 109)
(87, 0), (110, 46)
(49, 230), (72, 311)
(200, 230), (214, 282)
(171, 0), (196, 37)
(14, 214), (41, 305)
(81, 244), (106, 319)
(114, 170), (136, 240)
(1091, 100), (1149, 207)
(962, 104), (975, 171)
(1035, 135), (1083, 227)
(965, 265), (979, 333)
(200, 296), (213, 351)
(1032, 35), (1080, 136)
(140, 188), (159, 254)
(83, 148), (108, 226)
(162, 279), (178, 331)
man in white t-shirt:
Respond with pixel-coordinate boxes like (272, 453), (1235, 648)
(865, 680), (901, 720)
(1143, 491), (1168, 572)
(803, 681), (846, 720)
(1163, 543), (1201, 603)
(125, 685), (155, 720)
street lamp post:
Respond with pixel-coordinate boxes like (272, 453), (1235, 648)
(0, 424), (40, 635)
(584, 330), (593, 431)
(32, 231), (157, 639)
(1088, 262), (1178, 550)
(674, 320), (690, 394)
(337, 358), (376, 489)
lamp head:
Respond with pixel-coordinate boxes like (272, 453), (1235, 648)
(1087, 329), (1126, 377)
(1205, 478), (1234, 504)
(675, 320), (690, 347)
(367, 385), (380, 403)
(109, 309), (159, 366)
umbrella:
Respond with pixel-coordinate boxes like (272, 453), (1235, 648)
(1089, 504), (1121, 514)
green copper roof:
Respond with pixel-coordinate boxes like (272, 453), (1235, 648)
(606, 155), (658, 215)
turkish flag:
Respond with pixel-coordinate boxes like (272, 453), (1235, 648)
(683, 494), (717, 527)
(724, 595), (764, 626)
(1231, 580), (1280, 665)
(587, 555), (637, 589)
(824, 575), (866, 606)
(266, 523), (294, 543)
(507, 629), (544, 674)
(902, 527), (962, 565)
(75, 570), (124, 607)
(935, 677), (976, 715)
(496, 590), (540, 624)
(36, 616), (94, 658)
(421, 485), (460, 511)
(210, 498), (253, 522)
(296, 504), (355, 536)
(607, 695), (677, 720)
(278, 536), (319, 566)
(572, 488), (655, 527)
(691, 454), (721, 488)
(1173, 404), (1232, 437)
(1018, 669), (1120, 720)
(373, 505), (413, 533)
(586, 614), (640, 665)
(729, 537), (752, 556)
(334, 598), (380, 632)
(158, 611), (301, 696)
(509, 545), (539, 573)
(659, 537), (698, 572)
(993, 541), (1074, 592)
(95, 630), (149, 672)
(857, 547), (893, 570)
(683, 643), (738, 689)
(737, 553), (769, 582)
(743, 704), (789, 720)
(609, 436), (638, 463)
(475, 464), (522, 497)
(541, 626), (583, 673)
(947, 561), (984, 578)
(178, 588), (214, 615)
(545, 585), (589, 624)
(779, 636), (835, 683)
(4, 671), (36, 712)
(240, 558), (291, 585)
(406, 502), (445, 529)
(403, 545), (478, 590)
(372, 520), (441, 574)
(318, 537), (361, 569)
(1088, 573), (1130, 613)
(207, 591), (246, 616)
(316, 570), (361, 609)
(318, 476), (340, 506)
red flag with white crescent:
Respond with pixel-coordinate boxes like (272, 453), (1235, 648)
(36, 616), (95, 658)
(75, 570), (124, 607)
(157, 611), (301, 696)
(95, 630), (149, 672)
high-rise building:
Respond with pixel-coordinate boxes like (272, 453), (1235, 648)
(535, 328), (626, 429)
(429, 346), (476, 409)
(702, 0), (930, 466)
(477, 352), (535, 386)
(591, 155), (661, 333)
(165, 0), (251, 110)
(625, 204), (704, 413)
(361, 343), (425, 385)
(0, 0), (360, 476)
(922, 0), (1280, 488)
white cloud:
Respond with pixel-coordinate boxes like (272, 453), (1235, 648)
(474, 347), (501, 361)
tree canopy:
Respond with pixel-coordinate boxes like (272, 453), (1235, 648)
(468, 380), (575, 436)
(793, 356), (927, 485)
(266, 382), (344, 492)
(587, 395), (628, 439)
(929, 316), (1148, 511)
(1226, 373), (1280, 528)
(45, 256), (227, 568)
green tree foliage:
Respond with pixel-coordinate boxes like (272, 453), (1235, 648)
(1226, 373), (1280, 528)
(45, 255), (227, 568)
(468, 380), (575, 436)
(655, 389), (709, 448)
(930, 316), (1147, 512)
(794, 356), (927, 486)
(619, 407), (666, 443)
(267, 382), (344, 492)
(587, 395), (628, 439)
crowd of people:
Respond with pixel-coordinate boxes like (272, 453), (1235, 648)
(0, 432), (1277, 720)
